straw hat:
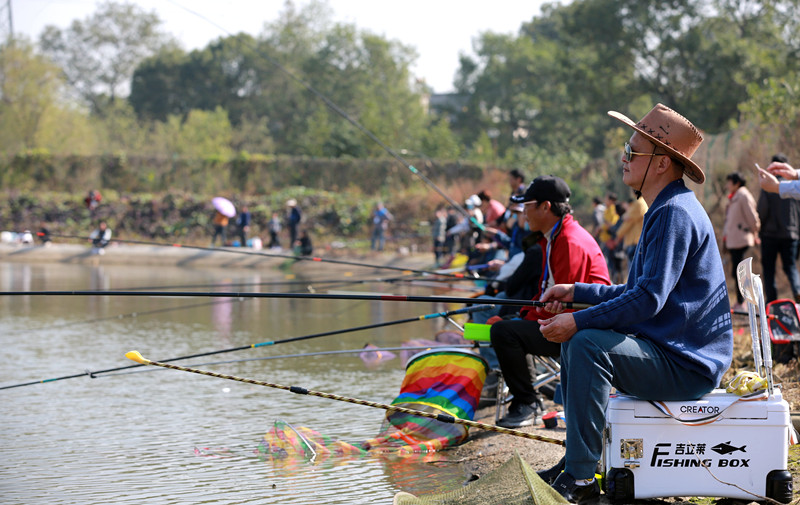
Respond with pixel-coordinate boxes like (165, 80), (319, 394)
(608, 103), (705, 184)
(286, 199), (297, 207)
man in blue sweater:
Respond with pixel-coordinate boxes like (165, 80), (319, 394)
(536, 104), (733, 504)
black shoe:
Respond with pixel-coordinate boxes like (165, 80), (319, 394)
(496, 400), (541, 428)
(537, 456), (565, 484)
(551, 472), (601, 505)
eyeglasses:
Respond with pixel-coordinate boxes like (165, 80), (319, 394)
(624, 142), (660, 163)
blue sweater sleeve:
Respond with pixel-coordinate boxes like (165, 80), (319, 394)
(779, 180), (800, 200)
(573, 200), (689, 332)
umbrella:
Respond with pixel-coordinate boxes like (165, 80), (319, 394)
(212, 197), (236, 218)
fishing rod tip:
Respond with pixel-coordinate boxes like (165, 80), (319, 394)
(125, 350), (148, 364)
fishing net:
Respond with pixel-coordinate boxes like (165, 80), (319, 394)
(392, 348), (487, 420)
(257, 420), (367, 463)
(258, 348), (488, 460)
(392, 450), (568, 505)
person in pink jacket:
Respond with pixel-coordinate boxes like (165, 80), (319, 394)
(723, 172), (760, 311)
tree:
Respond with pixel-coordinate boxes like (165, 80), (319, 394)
(421, 118), (462, 160)
(154, 107), (233, 159)
(39, 0), (176, 116)
(453, 0), (799, 167)
(128, 0), (428, 158)
(0, 38), (97, 154)
(739, 71), (800, 160)
(619, 0), (798, 133)
(129, 47), (190, 122)
(0, 39), (64, 150)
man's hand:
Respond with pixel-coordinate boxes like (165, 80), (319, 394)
(755, 165), (781, 194)
(487, 259), (505, 271)
(539, 283), (575, 314)
(539, 313), (577, 343)
(767, 161), (799, 181)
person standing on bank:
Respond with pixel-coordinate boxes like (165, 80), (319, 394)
(267, 212), (282, 249)
(370, 202), (393, 251)
(236, 205), (252, 247)
(211, 210), (229, 247)
(286, 199), (302, 247)
(722, 172), (760, 311)
(536, 104), (733, 504)
(753, 154), (800, 303)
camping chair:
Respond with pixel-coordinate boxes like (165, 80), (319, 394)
(463, 322), (561, 423)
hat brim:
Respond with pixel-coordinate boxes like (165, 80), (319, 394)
(608, 110), (705, 184)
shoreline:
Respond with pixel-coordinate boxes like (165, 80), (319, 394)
(0, 242), (437, 274)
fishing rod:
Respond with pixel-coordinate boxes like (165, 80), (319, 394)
(0, 304), (494, 390)
(164, 0), (482, 229)
(731, 309), (775, 319)
(100, 345), (475, 377)
(115, 274), (483, 294)
(0, 289), (589, 309)
(125, 350), (563, 446)
(47, 233), (487, 281)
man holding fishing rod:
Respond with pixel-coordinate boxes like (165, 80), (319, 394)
(490, 175), (610, 429)
(535, 104), (733, 504)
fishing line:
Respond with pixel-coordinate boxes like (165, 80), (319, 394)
(163, 0), (481, 227)
(126, 350), (563, 446)
(47, 233), (487, 280)
(111, 276), (428, 295)
(98, 345), (475, 377)
(0, 304), (494, 390)
(4, 298), (244, 337)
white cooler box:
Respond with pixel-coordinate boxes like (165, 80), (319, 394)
(603, 389), (793, 502)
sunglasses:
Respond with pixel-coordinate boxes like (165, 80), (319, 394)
(624, 142), (660, 163)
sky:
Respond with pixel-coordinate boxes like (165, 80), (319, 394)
(14, 0), (549, 93)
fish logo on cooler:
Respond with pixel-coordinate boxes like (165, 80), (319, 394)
(711, 441), (746, 455)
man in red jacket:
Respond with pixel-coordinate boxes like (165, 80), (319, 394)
(491, 175), (610, 428)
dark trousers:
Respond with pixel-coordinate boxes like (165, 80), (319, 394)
(490, 319), (561, 405)
(211, 225), (226, 246)
(269, 231), (280, 248)
(728, 246), (748, 304)
(761, 237), (800, 302)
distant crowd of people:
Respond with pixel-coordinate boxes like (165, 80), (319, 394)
(208, 197), (311, 255)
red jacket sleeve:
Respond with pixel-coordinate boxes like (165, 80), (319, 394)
(520, 218), (610, 320)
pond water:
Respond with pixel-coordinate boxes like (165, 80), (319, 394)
(0, 261), (472, 504)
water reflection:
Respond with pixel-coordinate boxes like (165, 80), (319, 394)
(0, 261), (470, 504)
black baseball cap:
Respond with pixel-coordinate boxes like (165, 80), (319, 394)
(510, 175), (571, 204)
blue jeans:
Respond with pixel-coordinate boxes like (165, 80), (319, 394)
(560, 329), (715, 479)
(371, 226), (385, 251)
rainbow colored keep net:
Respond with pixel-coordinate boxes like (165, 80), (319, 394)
(258, 348), (488, 461)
